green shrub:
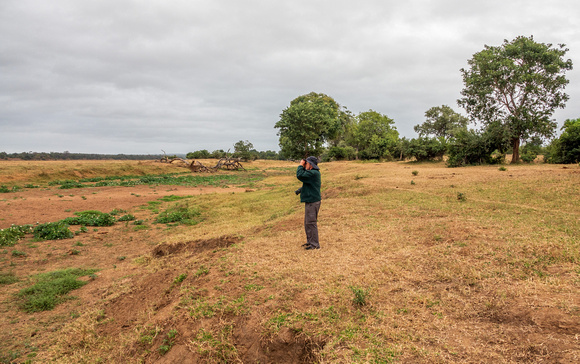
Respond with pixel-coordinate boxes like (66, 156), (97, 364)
(64, 210), (116, 227)
(545, 118), (580, 164)
(109, 208), (127, 216)
(0, 185), (21, 193)
(520, 149), (537, 163)
(117, 214), (136, 222)
(33, 222), (74, 241)
(406, 137), (447, 161)
(447, 130), (494, 167)
(58, 180), (84, 189)
(0, 225), (33, 247)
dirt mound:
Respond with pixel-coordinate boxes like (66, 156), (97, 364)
(236, 325), (324, 363)
(151, 235), (242, 257)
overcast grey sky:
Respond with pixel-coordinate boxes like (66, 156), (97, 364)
(1, 0), (579, 154)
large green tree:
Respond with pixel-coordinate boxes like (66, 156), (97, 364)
(233, 140), (254, 161)
(275, 92), (343, 159)
(348, 110), (399, 159)
(458, 36), (572, 163)
(414, 105), (469, 139)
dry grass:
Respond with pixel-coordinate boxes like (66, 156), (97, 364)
(1, 159), (579, 363)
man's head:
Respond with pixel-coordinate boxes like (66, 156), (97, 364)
(305, 156), (319, 170)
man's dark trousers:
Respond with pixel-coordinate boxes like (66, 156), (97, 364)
(305, 201), (321, 248)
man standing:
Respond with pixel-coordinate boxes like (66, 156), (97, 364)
(296, 156), (322, 250)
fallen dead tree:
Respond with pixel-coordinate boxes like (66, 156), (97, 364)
(213, 156), (245, 171)
(157, 151), (245, 172)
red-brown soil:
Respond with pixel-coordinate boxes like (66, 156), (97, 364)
(0, 184), (242, 229)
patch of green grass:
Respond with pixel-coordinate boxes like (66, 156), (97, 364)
(155, 202), (202, 225)
(194, 265), (210, 277)
(0, 271), (19, 285)
(174, 273), (187, 283)
(138, 326), (160, 345)
(244, 283), (264, 291)
(11, 250), (27, 257)
(158, 195), (193, 202)
(17, 268), (99, 312)
(192, 326), (237, 361)
(158, 329), (178, 355)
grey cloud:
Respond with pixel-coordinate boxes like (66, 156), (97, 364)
(1, 0), (579, 154)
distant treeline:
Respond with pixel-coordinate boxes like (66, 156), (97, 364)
(0, 151), (166, 161)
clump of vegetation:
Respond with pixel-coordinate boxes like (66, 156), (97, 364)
(33, 221), (74, 241)
(63, 210), (116, 227)
(117, 214), (136, 222)
(53, 180), (84, 189)
(0, 185), (22, 193)
(0, 225), (33, 247)
(12, 250), (27, 257)
(17, 268), (99, 312)
(158, 329), (178, 355)
(174, 273), (187, 283)
(155, 203), (202, 225)
(350, 286), (371, 306)
(457, 192), (467, 202)
(412, 170), (419, 176)
(0, 271), (19, 285)
(194, 265), (210, 277)
(109, 208), (127, 216)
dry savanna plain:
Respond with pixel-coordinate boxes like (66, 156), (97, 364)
(0, 159), (578, 363)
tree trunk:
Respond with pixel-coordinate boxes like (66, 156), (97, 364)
(511, 137), (520, 164)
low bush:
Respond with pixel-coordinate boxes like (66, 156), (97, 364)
(63, 210), (116, 227)
(33, 222), (74, 241)
(0, 225), (33, 247)
(117, 214), (136, 222)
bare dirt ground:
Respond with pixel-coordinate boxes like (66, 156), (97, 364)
(0, 184), (243, 229)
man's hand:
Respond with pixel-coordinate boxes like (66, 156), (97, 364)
(299, 159), (306, 167)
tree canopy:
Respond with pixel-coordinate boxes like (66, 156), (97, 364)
(414, 105), (469, 139)
(348, 110), (399, 159)
(274, 92), (343, 159)
(458, 35), (573, 163)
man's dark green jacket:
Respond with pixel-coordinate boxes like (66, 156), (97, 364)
(296, 166), (321, 203)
